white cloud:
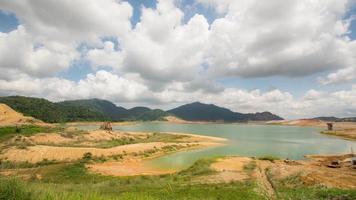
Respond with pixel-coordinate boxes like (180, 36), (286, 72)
(0, 70), (150, 103)
(0, 69), (356, 118)
(204, 0), (356, 78)
(86, 41), (124, 70)
(0, 26), (77, 78)
(1, 0), (356, 119)
(0, 0), (132, 44)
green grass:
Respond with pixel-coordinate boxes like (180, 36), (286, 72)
(0, 178), (33, 200)
(270, 173), (356, 200)
(0, 177), (262, 200)
(275, 186), (356, 200)
(258, 156), (280, 162)
(95, 133), (187, 148)
(243, 160), (257, 172)
(0, 158), (263, 200)
(179, 158), (216, 176)
(0, 159), (58, 169)
(140, 132), (187, 143)
(0, 125), (60, 142)
(1, 158), (354, 200)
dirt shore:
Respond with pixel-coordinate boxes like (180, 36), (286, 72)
(269, 119), (356, 140)
(0, 103), (46, 127)
(211, 154), (356, 194)
(0, 129), (225, 164)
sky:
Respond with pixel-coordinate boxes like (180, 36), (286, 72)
(0, 0), (356, 119)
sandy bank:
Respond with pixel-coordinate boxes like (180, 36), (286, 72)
(87, 159), (176, 176)
(213, 154), (356, 189)
(0, 128), (226, 164)
(0, 103), (46, 127)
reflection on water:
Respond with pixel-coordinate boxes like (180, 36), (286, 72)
(77, 123), (356, 170)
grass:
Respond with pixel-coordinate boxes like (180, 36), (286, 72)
(1, 158), (355, 200)
(97, 133), (187, 148)
(96, 137), (136, 148)
(0, 125), (60, 142)
(275, 185), (356, 200)
(0, 178), (33, 200)
(268, 173), (356, 200)
(0, 159), (58, 169)
(243, 160), (257, 172)
(258, 156), (280, 162)
(0, 158), (263, 200)
(179, 158), (217, 176)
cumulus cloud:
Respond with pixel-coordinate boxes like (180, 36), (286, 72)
(0, 0), (132, 43)
(0, 70), (150, 103)
(0, 26), (77, 78)
(1, 69), (356, 118)
(204, 0), (356, 78)
(1, 0), (356, 118)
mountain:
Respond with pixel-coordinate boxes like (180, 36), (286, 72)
(0, 96), (105, 123)
(312, 116), (356, 122)
(312, 116), (340, 121)
(168, 102), (245, 122)
(128, 107), (151, 117)
(167, 102), (283, 122)
(133, 109), (170, 121)
(0, 96), (283, 123)
(0, 96), (170, 122)
(245, 112), (283, 121)
(58, 99), (129, 121)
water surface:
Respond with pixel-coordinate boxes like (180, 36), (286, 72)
(78, 123), (356, 170)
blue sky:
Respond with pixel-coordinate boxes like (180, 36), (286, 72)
(0, 0), (356, 118)
(1, 1), (354, 96)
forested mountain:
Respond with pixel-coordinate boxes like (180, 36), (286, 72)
(312, 116), (356, 122)
(0, 96), (284, 123)
(167, 102), (246, 122)
(0, 96), (106, 123)
(167, 102), (283, 122)
(58, 99), (129, 121)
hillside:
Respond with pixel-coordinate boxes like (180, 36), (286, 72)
(58, 99), (128, 121)
(167, 102), (283, 122)
(0, 96), (170, 122)
(245, 112), (283, 121)
(313, 116), (356, 122)
(0, 103), (44, 126)
(0, 96), (106, 123)
(0, 97), (283, 123)
(168, 102), (246, 122)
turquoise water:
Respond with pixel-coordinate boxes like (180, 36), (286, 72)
(78, 123), (356, 170)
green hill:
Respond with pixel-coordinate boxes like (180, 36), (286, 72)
(0, 96), (106, 123)
(168, 102), (283, 122)
(0, 97), (283, 123)
(58, 99), (129, 121)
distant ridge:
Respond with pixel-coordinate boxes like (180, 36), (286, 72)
(167, 102), (283, 122)
(0, 96), (283, 123)
(312, 116), (356, 122)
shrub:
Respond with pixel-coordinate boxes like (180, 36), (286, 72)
(0, 178), (32, 200)
(258, 156), (279, 162)
(82, 152), (93, 161)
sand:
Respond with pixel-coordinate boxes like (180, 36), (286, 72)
(212, 154), (356, 189)
(162, 116), (187, 123)
(87, 159), (176, 176)
(0, 142), (196, 163)
(0, 103), (44, 126)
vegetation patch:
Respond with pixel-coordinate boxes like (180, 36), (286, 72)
(258, 156), (279, 162)
(179, 158), (217, 177)
(0, 125), (60, 142)
(243, 160), (257, 172)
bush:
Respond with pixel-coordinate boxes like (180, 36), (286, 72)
(0, 178), (32, 200)
(258, 156), (279, 162)
(82, 152), (93, 162)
